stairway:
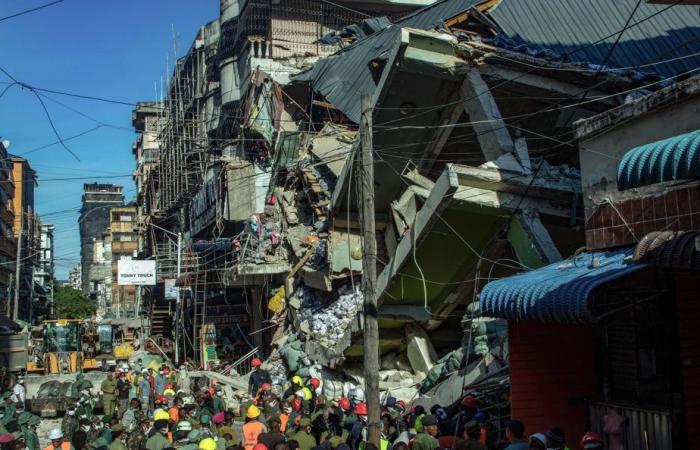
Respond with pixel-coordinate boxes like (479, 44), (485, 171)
(150, 300), (172, 338)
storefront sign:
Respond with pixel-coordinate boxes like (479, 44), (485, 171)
(117, 260), (156, 285)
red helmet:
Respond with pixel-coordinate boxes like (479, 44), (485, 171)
(461, 396), (478, 408)
(260, 383), (271, 392)
(396, 400), (406, 411)
(580, 432), (603, 448)
(354, 402), (368, 416)
(309, 378), (321, 389)
(251, 358), (262, 367)
(291, 398), (302, 412)
(338, 397), (351, 412)
(157, 395), (167, 404)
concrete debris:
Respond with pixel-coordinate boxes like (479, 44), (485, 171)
(405, 324), (438, 375)
(294, 284), (362, 347)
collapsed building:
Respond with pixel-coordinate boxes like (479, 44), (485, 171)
(133, 0), (700, 441)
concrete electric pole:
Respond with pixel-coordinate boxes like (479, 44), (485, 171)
(359, 94), (380, 447)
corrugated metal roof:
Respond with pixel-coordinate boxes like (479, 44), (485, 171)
(617, 129), (700, 190)
(634, 230), (700, 270)
(487, 0), (700, 78)
(480, 248), (645, 324)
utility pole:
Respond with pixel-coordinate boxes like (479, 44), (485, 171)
(13, 209), (23, 321)
(175, 231), (182, 365)
(359, 94), (380, 447)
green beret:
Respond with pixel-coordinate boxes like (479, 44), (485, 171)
(17, 412), (31, 425)
(299, 417), (311, 426)
(111, 424), (125, 433)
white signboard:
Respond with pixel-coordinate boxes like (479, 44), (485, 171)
(164, 278), (179, 300)
(117, 260), (156, 286)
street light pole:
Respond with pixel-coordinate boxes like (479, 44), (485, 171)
(175, 231), (181, 365)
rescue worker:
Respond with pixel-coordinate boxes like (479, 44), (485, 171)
(181, 430), (201, 450)
(70, 374), (92, 400)
(257, 417), (285, 450)
(24, 415), (41, 450)
(288, 418), (315, 450)
(242, 405), (267, 450)
(138, 370), (151, 413)
(62, 407), (79, 442)
(144, 418), (169, 450)
(11, 377), (25, 408)
(44, 428), (72, 450)
(456, 421), (487, 450)
(116, 371), (131, 418)
(18, 412), (38, 450)
(154, 372), (168, 398)
(247, 359), (271, 397)
(126, 414), (149, 450)
(108, 425), (127, 450)
(413, 415), (440, 450)
(1, 393), (15, 424)
(101, 374), (118, 417)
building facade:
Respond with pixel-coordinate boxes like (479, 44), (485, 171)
(10, 155), (41, 324)
(0, 141), (15, 313)
(108, 206), (138, 317)
(35, 223), (54, 319)
(79, 183), (124, 305)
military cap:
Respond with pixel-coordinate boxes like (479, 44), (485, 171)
(111, 424), (125, 433)
(299, 417), (311, 426)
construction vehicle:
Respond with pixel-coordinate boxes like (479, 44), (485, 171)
(28, 319), (82, 374)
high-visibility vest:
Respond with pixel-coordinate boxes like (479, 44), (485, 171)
(43, 442), (72, 450)
(279, 413), (289, 433)
(242, 421), (266, 450)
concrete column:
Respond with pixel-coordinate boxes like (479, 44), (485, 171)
(250, 287), (263, 349)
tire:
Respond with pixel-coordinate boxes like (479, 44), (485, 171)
(1, 373), (16, 390)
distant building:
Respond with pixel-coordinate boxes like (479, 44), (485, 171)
(79, 183), (123, 306)
(0, 142), (14, 311)
(35, 223), (54, 320)
(108, 205), (138, 317)
(68, 264), (81, 291)
(10, 155), (40, 324)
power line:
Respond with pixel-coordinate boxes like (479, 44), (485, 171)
(0, 0), (64, 23)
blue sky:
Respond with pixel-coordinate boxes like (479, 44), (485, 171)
(0, 0), (218, 278)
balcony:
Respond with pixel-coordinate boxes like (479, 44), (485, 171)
(111, 241), (138, 254)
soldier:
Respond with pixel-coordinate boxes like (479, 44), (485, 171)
(62, 407), (80, 442)
(70, 374), (92, 400)
(1, 392), (15, 424)
(108, 425), (127, 450)
(26, 415), (42, 450)
(101, 374), (118, 418)
(126, 414), (148, 450)
(18, 412), (38, 450)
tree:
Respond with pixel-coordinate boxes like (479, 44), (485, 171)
(53, 286), (95, 319)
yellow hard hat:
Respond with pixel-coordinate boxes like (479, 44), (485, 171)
(302, 387), (313, 401)
(199, 438), (217, 450)
(246, 405), (261, 419)
(163, 388), (176, 397)
(153, 409), (170, 421)
(291, 375), (303, 386)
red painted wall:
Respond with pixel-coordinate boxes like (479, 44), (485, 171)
(675, 273), (700, 442)
(509, 321), (596, 448)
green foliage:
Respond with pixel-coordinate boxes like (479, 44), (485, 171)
(53, 286), (95, 319)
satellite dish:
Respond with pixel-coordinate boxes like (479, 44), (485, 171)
(1, 140), (10, 150)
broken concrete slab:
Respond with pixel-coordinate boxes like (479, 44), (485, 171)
(405, 324), (437, 375)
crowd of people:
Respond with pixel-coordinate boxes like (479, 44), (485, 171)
(0, 359), (607, 450)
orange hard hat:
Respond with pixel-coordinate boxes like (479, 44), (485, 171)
(309, 378), (320, 389)
(338, 397), (351, 412)
(354, 402), (368, 416)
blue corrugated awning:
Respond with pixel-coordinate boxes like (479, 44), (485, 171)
(617, 129), (700, 191)
(480, 248), (645, 324)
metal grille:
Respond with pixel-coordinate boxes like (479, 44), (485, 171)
(589, 402), (674, 449)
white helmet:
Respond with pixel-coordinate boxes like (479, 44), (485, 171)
(295, 390), (305, 398)
(177, 421), (192, 432)
(49, 428), (63, 440)
(121, 364), (130, 371)
(350, 387), (365, 403)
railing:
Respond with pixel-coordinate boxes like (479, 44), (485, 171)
(589, 401), (674, 449)
(221, 346), (260, 377)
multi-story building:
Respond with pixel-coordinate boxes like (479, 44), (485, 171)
(10, 155), (41, 324)
(34, 223), (54, 319)
(68, 264), (81, 291)
(79, 183), (123, 305)
(0, 141), (15, 312)
(108, 206), (138, 317)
